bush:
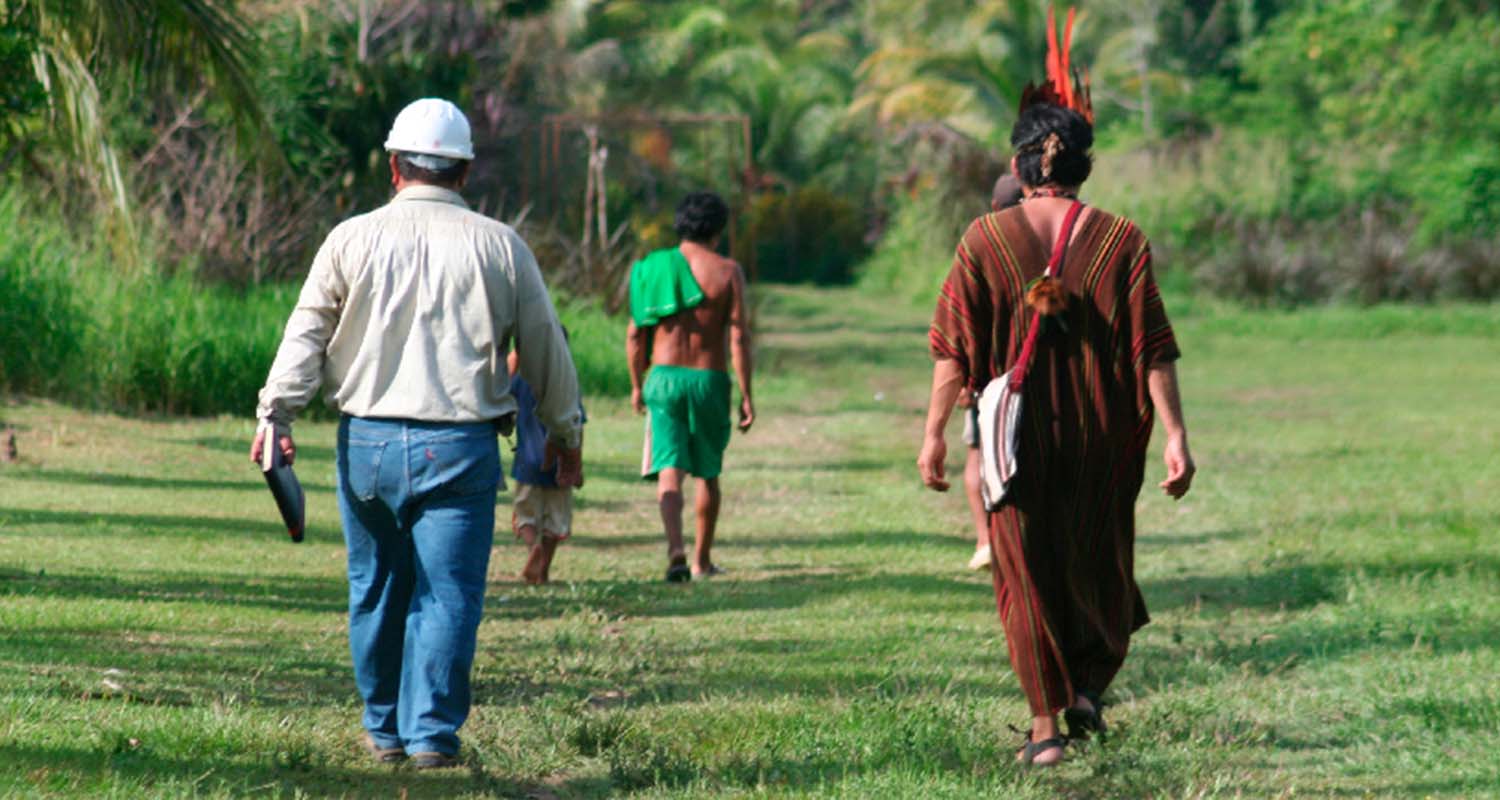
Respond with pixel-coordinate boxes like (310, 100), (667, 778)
(855, 188), (972, 307)
(734, 187), (867, 284)
(554, 293), (631, 398)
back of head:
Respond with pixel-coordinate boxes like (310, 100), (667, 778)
(992, 173), (1024, 211)
(674, 192), (729, 244)
(1010, 103), (1093, 189)
(385, 98), (474, 189)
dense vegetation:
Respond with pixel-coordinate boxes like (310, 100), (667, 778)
(2, 0), (1498, 413)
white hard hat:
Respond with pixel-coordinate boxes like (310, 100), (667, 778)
(384, 98), (475, 160)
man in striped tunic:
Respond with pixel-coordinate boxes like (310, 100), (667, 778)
(917, 102), (1196, 766)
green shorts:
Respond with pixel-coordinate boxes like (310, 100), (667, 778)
(641, 365), (732, 479)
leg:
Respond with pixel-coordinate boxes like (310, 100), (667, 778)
(513, 483), (543, 583)
(532, 488), (570, 583)
(657, 467), (687, 564)
(532, 534), (561, 583)
(520, 529), (546, 585)
(964, 447), (991, 569)
(398, 427), (499, 758)
(337, 420), (411, 752)
(693, 476), (721, 575)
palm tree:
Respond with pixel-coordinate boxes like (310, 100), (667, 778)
(12, 0), (268, 237)
(851, 0), (1056, 147)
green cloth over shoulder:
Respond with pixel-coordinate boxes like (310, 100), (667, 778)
(629, 247), (704, 326)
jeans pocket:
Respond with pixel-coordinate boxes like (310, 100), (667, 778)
(344, 441), (386, 502)
(421, 437), (500, 500)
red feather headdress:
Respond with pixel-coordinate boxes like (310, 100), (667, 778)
(1018, 6), (1093, 124)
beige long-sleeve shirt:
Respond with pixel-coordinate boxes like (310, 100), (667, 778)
(255, 185), (582, 448)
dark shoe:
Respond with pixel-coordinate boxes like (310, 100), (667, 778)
(692, 563), (725, 579)
(665, 562), (692, 583)
(361, 732), (405, 764)
(409, 751), (460, 770)
(1064, 689), (1107, 740)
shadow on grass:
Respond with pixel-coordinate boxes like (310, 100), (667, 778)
(1130, 553), (1500, 705)
(0, 507), (295, 538)
(745, 529), (955, 550)
(0, 567), (346, 614)
(1, 467), (334, 495)
(1143, 554), (1500, 613)
(485, 568), (990, 623)
(1135, 527), (1249, 552)
(0, 742), (588, 800)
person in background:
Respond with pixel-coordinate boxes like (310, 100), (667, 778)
(505, 341), (585, 585)
(626, 192), (754, 582)
(962, 172), (1026, 571)
(251, 98), (583, 770)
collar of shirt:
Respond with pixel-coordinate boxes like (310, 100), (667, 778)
(391, 184), (469, 208)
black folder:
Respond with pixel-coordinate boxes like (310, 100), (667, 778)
(260, 439), (305, 543)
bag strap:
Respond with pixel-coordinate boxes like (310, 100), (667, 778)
(1007, 200), (1084, 391)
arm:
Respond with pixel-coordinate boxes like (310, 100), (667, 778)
(1148, 361), (1195, 499)
(626, 318), (652, 415)
(510, 236), (584, 487)
(917, 357), (966, 492)
(728, 263), (754, 432)
(249, 238), (346, 466)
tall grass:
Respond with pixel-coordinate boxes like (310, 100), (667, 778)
(0, 193), (84, 396)
(555, 293), (631, 398)
(0, 192), (630, 417)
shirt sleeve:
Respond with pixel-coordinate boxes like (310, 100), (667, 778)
(1125, 240), (1181, 372)
(509, 233), (584, 449)
(929, 220), (997, 392)
(255, 235), (347, 424)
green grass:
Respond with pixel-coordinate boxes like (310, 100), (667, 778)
(2, 286), (1498, 798)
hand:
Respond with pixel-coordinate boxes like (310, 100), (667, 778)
(544, 441), (584, 489)
(250, 421), (296, 468)
(737, 397), (755, 433)
(917, 434), (950, 492)
(630, 387), (645, 416)
(1159, 434), (1195, 499)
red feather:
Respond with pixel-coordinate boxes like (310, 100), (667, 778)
(1019, 4), (1094, 124)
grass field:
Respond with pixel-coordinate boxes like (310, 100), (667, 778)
(2, 285), (1498, 799)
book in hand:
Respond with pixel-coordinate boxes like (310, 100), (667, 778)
(258, 422), (305, 543)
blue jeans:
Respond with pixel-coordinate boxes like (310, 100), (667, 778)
(336, 416), (501, 756)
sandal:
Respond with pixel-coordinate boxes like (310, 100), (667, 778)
(1016, 734), (1067, 766)
(665, 560), (692, 583)
(1064, 689), (1107, 740)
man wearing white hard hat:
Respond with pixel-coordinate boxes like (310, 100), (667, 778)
(251, 97), (583, 769)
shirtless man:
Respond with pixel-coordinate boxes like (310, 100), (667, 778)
(626, 192), (754, 582)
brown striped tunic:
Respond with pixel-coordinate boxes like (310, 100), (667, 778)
(930, 205), (1179, 715)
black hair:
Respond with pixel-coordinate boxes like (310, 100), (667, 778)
(394, 152), (469, 188)
(674, 191), (729, 244)
(1009, 103), (1093, 188)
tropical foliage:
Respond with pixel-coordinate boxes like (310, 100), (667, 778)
(0, 0), (1496, 388)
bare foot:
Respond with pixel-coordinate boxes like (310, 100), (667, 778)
(521, 543), (547, 585)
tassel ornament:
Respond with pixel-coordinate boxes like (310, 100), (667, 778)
(1026, 276), (1069, 316)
